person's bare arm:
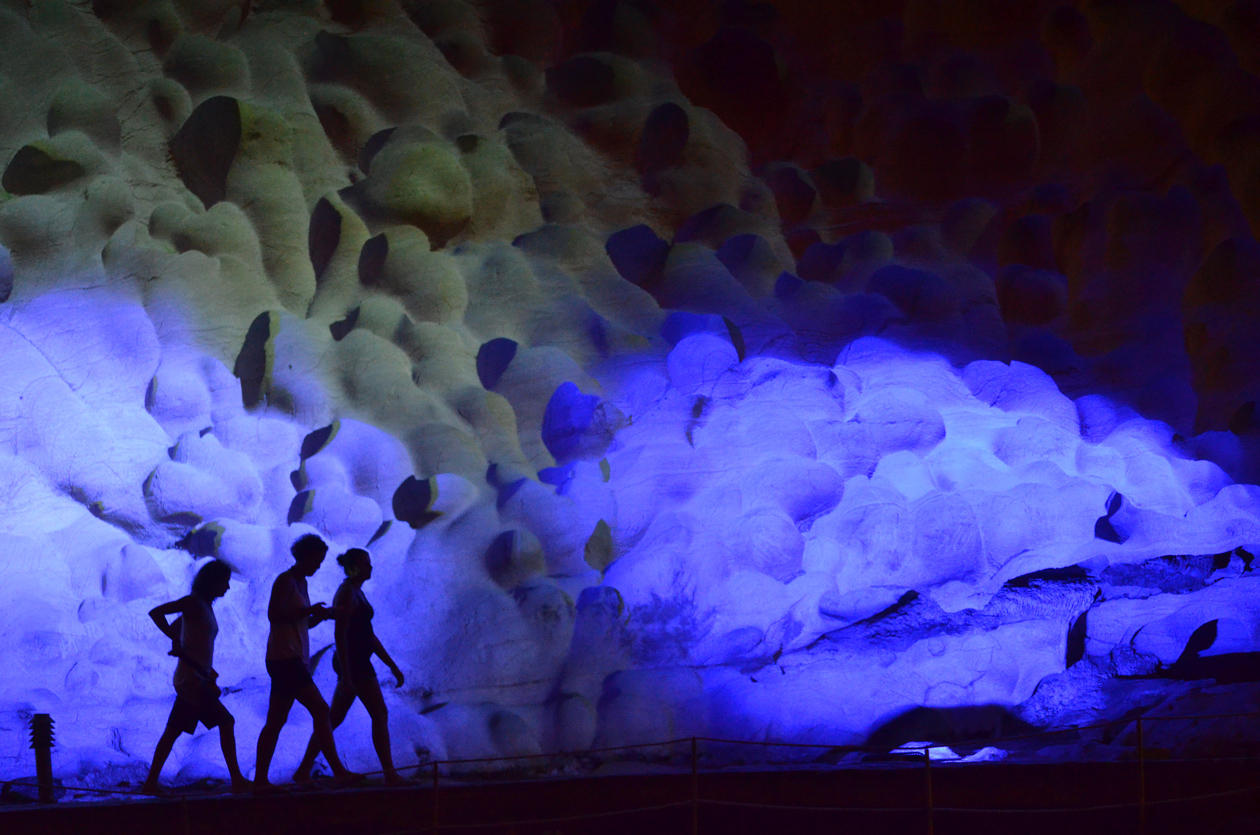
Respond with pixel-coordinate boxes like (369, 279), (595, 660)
(268, 573), (327, 624)
(307, 601), (332, 627)
(371, 635), (404, 687)
(148, 597), (187, 640)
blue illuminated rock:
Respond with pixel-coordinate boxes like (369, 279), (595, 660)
(476, 337), (518, 390)
(605, 224), (668, 286)
(541, 381), (621, 464)
(484, 528), (545, 588)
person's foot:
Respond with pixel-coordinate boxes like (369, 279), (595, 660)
(230, 777), (251, 794)
(140, 780), (166, 796)
(382, 772), (409, 786)
(291, 768), (312, 784)
(252, 779), (278, 795)
(332, 770), (365, 787)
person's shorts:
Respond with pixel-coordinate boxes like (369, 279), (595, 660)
(266, 657), (315, 701)
(170, 683), (233, 736)
(332, 651), (378, 695)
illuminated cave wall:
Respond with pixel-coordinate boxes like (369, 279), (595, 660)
(1, 0), (1259, 783)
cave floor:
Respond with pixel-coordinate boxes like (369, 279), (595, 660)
(2, 757), (1257, 835)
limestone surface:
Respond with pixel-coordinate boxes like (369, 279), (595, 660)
(0, 0), (1258, 786)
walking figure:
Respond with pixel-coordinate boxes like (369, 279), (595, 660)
(253, 534), (360, 790)
(143, 560), (248, 794)
(294, 548), (406, 784)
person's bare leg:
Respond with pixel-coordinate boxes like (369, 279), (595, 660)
(217, 715), (249, 792)
(294, 682), (360, 780)
(253, 686), (295, 790)
(142, 710), (182, 793)
(358, 681), (401, 783)
(294, 680), (354, 782)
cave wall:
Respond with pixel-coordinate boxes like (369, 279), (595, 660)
(0, 0), (1258, 783)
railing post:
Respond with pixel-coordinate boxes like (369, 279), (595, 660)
(29, 713), (54, 804)
(1137, 717), (1147, 835)
(924, 748), (935, 835)
(432, 760), (440, 833)
(690, 737), (699, 835)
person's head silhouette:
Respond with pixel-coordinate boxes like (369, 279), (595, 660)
(291, 534), (328, 577)
(191, 560), (232, 600)
(336, 548), (371, 580)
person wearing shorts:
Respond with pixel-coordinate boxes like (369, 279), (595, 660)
(143, 560), (247, 794)
(252, 534), (360, 790)
(293, 548), (405, 785)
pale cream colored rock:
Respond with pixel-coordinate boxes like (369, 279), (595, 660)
(449, 385), (530, 473)
(400, 319), (478, 394)
(225, 108), (316, 310)
(352, 294), (480, 392)
(512, 223), (663, 337)
(353, 293), (412, 340)
(307, 82), (389, 163)
(356, 138), (473, 244)
(163, 34), (251, 98)
(2, 132), (107, 196)
(301, 31), (466, 128)
(0, 9), (68, 152)
(499, 111), (648, 231)
(48, 81), (120, 149)
(27, 0), (140, 106)
(140, 248), (279, 359)
(148, 77), (193, 131)
(456, 241), (541, 340)
(151, 199), (264, 271)
(0, 194), (98, 288)
(77, 176), (136, 245)
(170, 0), (249, 33)
(456, 133), (542, 240)
(406, 420), (487, 478)
(287, 105), (354, 206)
(332, 325), (458, 426)
(0, 174), (132, 285)
(365, 225), (469, 324)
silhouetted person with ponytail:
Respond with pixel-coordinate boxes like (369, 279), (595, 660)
(294, 548), (406, 785)
(253, 534), (361, 790)
(143, 560), (248, 794)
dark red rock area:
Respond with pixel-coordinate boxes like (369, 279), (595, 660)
(470, 0), (1260, 473)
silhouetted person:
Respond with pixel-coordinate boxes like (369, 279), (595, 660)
(253, 534), (360, 790)
(294, 548), (406, 784)
(143, 560), (248, 794)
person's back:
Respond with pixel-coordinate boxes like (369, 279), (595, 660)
(174, 594), (217, 691)
(333, 580), (374, 677)
(266, 566), (310, 664)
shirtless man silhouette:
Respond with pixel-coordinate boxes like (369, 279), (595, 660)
(252, 534), (361, 790)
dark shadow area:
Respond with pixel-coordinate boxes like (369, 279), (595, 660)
(864, 704), (1038, 751)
